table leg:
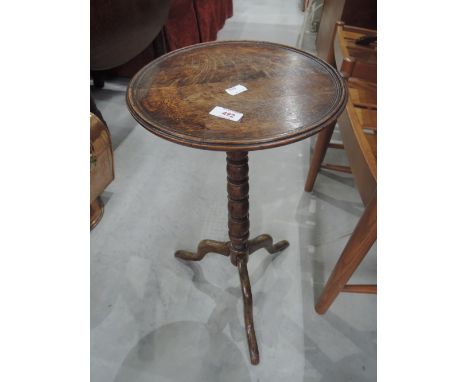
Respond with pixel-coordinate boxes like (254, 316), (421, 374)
(237, 255), (258, 364)
(248, 234), (289, 255)
(175, 240), (230, 260)
(174, 151), (289, 365)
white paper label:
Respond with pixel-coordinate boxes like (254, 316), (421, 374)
(209, 106), (243, 122)
(225, 84), (248, 96)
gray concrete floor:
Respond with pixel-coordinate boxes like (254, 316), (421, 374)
(91, 1), (377, 381)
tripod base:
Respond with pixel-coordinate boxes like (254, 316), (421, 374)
(175, 234), (289, 365)
(175, 151), (289, 365)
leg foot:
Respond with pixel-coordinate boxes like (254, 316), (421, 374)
(175, 239), (230, 261)
(90, 197), (104, 230)
(248, 234), (289, 255)
(237, 256), (259, 365)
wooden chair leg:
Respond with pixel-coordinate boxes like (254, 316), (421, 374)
(304, 122), (335, 192)
(315, 193), (377, 314)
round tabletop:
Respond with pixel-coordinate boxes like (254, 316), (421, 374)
(127, 41), (347, 151)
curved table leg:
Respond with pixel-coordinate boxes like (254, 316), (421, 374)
(248, 234), (289, 255)
(237, 256), (259, 365)
(175, 239), (230, 261)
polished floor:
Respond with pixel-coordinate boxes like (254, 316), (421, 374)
(91, 1), (377, 381)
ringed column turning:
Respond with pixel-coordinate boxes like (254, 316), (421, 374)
(226, 151), (250, 266)
(226, 151), (259, 364)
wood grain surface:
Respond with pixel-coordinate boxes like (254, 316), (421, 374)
(127, 41), (347, 151)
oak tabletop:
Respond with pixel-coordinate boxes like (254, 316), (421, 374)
(127, 41), (347, 151)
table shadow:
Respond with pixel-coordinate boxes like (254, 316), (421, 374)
(114, 321), (251, 382)
(114, 254), (284, 382)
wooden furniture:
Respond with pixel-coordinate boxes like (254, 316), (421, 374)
(91, 0), (170, 85)
(91, 0), (170, 71)
(90, 0), (233, 80)
(316, 0), (376, 60)
(90, 113), (114, 230)
(305, 21), (376, 190)
(305, 22), (377, 314)
(127, 41), (347, 364)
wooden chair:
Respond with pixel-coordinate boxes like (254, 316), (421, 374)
(305, 21), (376, 191)
(305, 21), (377, 314)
